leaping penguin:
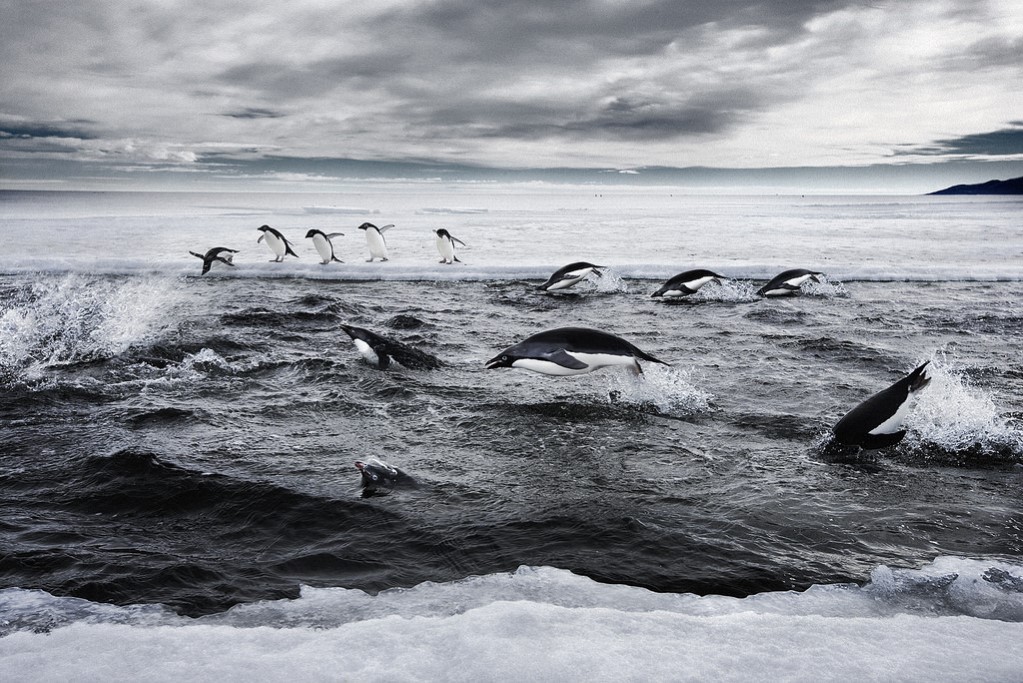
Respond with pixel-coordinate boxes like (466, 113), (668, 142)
(435, 229), (466, 264)
(757, 268), (822, 297)
(538, 262), (605, 292)
(830, 361), (931, 450)
(306, 229), (344, 264)
(256, 225), (299, 262)
(358, 222), (394, 262)
(485, 326), (670, 376)
(651, 269), (726, 298)
(339, 324), (442, 370)
(189, 247), (238, 275)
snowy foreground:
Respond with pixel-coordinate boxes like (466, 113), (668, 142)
(3, 559), (1022, 682)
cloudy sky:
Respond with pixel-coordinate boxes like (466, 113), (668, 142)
(2, 0), (1022, 189)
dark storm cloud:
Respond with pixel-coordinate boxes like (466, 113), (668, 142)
(0, 122), (97, 140)
(899, 123), (1023, 157)
(223, 108), (287, 120)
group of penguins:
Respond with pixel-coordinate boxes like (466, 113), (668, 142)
(189, 223), (932, 496)
(189, 223), (466, 273)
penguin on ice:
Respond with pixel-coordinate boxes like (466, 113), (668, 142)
(358, 222), (394, 262)
(651, 269), (726, 299)
(830, 361), (931, 450)
(189, 247), (238, 275)
(485, 326), (669, 376)
(538, 262), (605, 292)
(757, 268), (822, 297)
(306, 229), (344, 264)
(339, 324), (442, 370)
(256, 225), (299, 262)
(435, 229), (466, 264)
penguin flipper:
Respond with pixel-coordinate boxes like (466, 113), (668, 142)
(545, 350), (589, 370)
(372, 345), (391, 370)
(189, 251), (204, 260)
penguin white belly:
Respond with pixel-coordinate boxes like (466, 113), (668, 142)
(263, 233), (286, 259)
(547, 268), (593, 290)
(312, 234), (332, 263)
(786, 273), (815, 287)
(868, 397), (914, 435)
(352, 338), (380, 366)
(512, 351), (637, 376)
(367, 230), (388, 260)
(436, 236), (455, 263)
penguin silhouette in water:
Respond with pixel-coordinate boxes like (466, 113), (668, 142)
(339, 324), (442, 370)
(829, 361), (931, 450)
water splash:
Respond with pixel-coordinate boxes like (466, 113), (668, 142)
(905, 356), (1023, 461)
(803, 274), (849, 298)
(603, 364), (711, 417)
(591, 268), (629, 293)
(691, 279), (759, 303)
(0, 275), (183, 385)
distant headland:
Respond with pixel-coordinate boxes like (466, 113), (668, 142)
(929, 176), (1023, 195)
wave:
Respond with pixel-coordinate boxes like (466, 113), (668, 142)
(1, 558), (1022, 681)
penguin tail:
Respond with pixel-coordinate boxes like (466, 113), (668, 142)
(332, 255), (343, 263)
(189, 251), (204, 260)
(908, 361), (931, 393)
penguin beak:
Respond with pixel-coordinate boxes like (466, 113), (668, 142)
(485, 355), (508, 370)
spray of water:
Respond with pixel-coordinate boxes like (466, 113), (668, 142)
(603, 364), (712, 417)
(803, 274), (849, 298)
(0, 275), (183, 385)
(905, 355), (1022, 460)
(590, 268), (629, 293)
(690, 279), (759, 303)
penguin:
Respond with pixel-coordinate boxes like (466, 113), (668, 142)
(358, 222), (394, 262)
(355, 459), (416, 497)
(831, 361), (931, 449)
(485, 326), (670, 376)
(435, 228), (466, 264)
(651, 269), (726, 298)
(757, 268), (822, 297)
(538, 262), (605, 292)
(256, 225), (299, 262)
(339, 324), (442, 370)
(306, 229), (344, 264)
(189, 247), (238, 275)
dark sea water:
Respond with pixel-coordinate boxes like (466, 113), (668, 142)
(2, 273), (1021, 616)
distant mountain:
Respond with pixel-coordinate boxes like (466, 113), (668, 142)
(929, 176), (1023, 195)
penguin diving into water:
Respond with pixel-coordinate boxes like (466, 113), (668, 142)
(757, 268), (822, 297)
(256, 225), (299, 262)
(339, 324), (442, 370)
(189, 247), (238, 275)
(358, 222), (394, 262)
(830, 361), (932, 450)
(306, 229), (344, 264)
(485, 326), (669, 376)
(538, 262), (605, 292)
(651, 269), (726, 299)
(435, 229), (467, 264)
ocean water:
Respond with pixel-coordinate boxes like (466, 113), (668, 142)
(1, 187), (1022, 681)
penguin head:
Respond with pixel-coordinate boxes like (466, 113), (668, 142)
(357, 222), (376, 231)
(305, 229), (321, 239)
(355, 459), (400, 494)
(436, 229), (450, 238)
(485, 350), (520, 370)
(257, 225), (271, 233)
